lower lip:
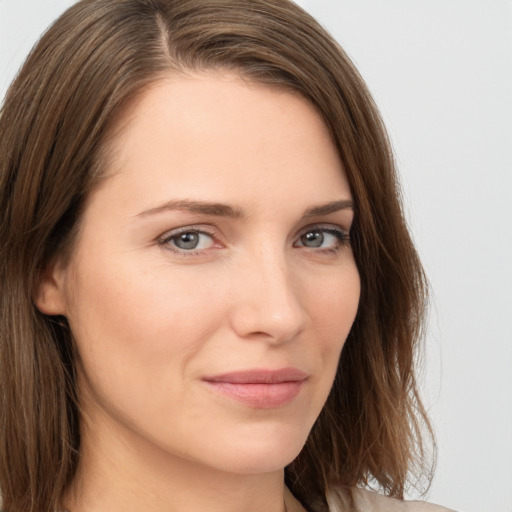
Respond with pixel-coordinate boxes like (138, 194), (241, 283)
(202, 380), (305, 408)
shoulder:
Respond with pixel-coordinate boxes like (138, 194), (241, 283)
(351, 488), (457, 512)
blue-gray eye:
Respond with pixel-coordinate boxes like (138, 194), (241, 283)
(301, 231), (324, 247)
(174, 232), (200, 250)
(168, 231), (214, 251)
(296, 228), (348, 250)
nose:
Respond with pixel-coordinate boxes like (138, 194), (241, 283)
(228, 248), (308, 343)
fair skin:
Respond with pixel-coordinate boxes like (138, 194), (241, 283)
(37, 71), (360, 512)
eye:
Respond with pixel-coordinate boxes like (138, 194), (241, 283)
(159, 229), (216, 253)
(294, 226), (350, 251)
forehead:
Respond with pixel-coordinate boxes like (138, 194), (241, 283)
(88, 71), (350, 217)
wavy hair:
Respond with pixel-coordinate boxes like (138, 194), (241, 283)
(0, 1), (433, 511)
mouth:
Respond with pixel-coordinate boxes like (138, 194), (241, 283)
(201, 368), (308, 409)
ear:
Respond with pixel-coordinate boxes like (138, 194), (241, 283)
(34, 261), (68, 316)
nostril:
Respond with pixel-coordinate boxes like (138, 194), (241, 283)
(228, 294), (307, 344)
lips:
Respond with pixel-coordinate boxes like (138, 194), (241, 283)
(202, 368), (308, 408)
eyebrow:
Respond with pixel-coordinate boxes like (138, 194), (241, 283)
(136, 198), (353, 219)
(137, 200), (244, 219)
(303, 199), (354, 217)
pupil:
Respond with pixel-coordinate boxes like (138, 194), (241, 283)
(176, 232), (199, 249)
(303, 231), (323, 247)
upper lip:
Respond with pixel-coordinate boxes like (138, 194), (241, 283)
(202, 368), (308, 384)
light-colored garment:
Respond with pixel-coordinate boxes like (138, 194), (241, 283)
(352, 488), (456, 512)
(285, 486), (456, 512)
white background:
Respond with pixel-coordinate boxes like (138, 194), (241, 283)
(1, 1), (511, 511)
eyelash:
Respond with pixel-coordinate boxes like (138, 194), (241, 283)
(157, 224), (351, 256)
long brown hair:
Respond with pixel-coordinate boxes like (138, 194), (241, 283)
(0, 1), (434, 511)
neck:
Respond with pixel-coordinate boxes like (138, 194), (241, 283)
(63, 411), (288, 512)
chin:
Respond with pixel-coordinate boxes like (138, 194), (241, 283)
(191, 422), (311, 475)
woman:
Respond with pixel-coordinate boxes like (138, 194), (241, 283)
(0, 1), (454, 511)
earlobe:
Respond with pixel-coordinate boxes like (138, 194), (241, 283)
(34, 263), (68, 316)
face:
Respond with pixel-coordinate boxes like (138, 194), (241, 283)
(38, 72), (360, 475)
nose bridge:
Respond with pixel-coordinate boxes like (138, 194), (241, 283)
(229, 242), (307, 342)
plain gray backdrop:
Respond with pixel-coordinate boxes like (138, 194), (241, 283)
(1, 1), (511, 511)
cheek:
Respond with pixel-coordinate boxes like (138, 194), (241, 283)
(300, 261), (360, 388)
(65, 256), (229, 402)
(65, 260), (234, 447)
(310, 263), (360, 347)
(69, 254), (222, 345)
